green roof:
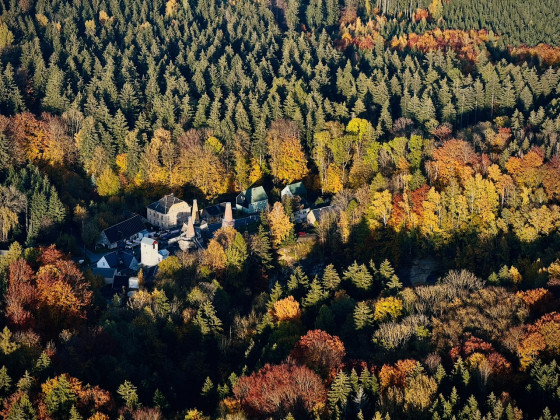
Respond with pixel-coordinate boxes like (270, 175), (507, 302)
(237, 186), (268, 206)
(246, 186), (268, 203)
(286, 182), (307, 197)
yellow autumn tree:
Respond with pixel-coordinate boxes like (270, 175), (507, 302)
(368, 190), (393, 229)
(270, 296), (301, 322)
(143, 128), (172, 186)
(165, 0), (179, 17)
(172, 138), (227, 199)
(374, 297), (403, 322)
(96, 166), (121, 196)
(323, 164), (344, 194)
(420, 187), (444, 238)
(267, 120), (308, 184)
(203, 240), (227, 272)
(267, 202), (293, 246)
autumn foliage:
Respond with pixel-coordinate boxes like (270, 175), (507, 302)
(270, 296), (302, 322)
(338, 17), (384, 50)
(450, 335), (511, 375)
(233, 363), (327, 418)
(511, 43), (560, 66)
(516, 288), (553, 313)
(427, 139), (479, 186)
(518, 312), (560, 369)
(4, 245), (92, 336)
(391, 29), (495, 62)
(38, 374), (113, 419)
(290, 329), (346, 378)
(379, 359), (418, 389)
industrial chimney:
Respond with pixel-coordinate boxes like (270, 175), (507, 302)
(222, 202), (234, 228)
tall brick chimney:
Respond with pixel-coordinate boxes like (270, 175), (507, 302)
(222, 202), (234, 228)
(192, 199), (200, 224)
(185, 216), (195, 240)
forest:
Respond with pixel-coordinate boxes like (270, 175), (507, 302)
(1, 0), (560, 418)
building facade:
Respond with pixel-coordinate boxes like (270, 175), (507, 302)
(147, 194), (191, 229)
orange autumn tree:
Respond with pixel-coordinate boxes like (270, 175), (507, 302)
(449, 335), (511, 376)
(511, 44), (560, 66)
(426, 139), (479, 186)
(392, 29), (494, 62)
(4, 245), (92, 336)
(379, 359), (419, 389)
(290, 329), (346, 378)
(516, 288), (553, 313)
(8, 112), (51, 163)
(505, 147), (544, 190)
(517, 312), (560, 369)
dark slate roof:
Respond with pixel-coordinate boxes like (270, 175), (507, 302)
(143, 265), (159, 283)
(102, 250), (136, 269)
(236, 186), (268, 207)
(147, 194), (186, 214)
(112, 275), (129, 291)
(203, 204), (225, 217)
(102, 214), (146, 244)
(285, 182), (307, 198)
(92, 267), (116, 279)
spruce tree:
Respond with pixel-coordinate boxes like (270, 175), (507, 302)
(343, 261), (373, 291)
(322, 264), (341, 292)
(328, 371), (351, 415)
(303, 277), (327, 307)
(353, 301), (374, 330)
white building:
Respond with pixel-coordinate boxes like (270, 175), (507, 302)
(140, 237), (168, 267)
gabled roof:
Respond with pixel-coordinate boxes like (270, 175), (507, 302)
(203, 204), (225, 217)
(309, 206), (336, 223)
(92, 267), (116, 279)
(147, 194), (187, 214)
(101, 250), (136, 269)
(284, 182), (307, 198)
(236, 186), (268, 207)
(102, 214), (146, 244)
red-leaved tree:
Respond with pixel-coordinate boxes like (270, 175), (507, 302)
(290, 329), (346, 378)
(233, 363), (327, 418)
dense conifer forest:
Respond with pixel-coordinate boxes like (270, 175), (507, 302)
(1, 0), (560, 418)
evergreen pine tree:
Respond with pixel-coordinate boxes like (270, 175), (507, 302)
(343, 261), (373, 290)
(353, 301), (374, 330)
(111, 109), (129, 155)
(69, 406), (83, 420)
(322, 264), (341, 292)
(117, 380), (139, 410)
(328, 371), (351, 414)
(0, 365), (11, 394)
(303, 277), (327, 307)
